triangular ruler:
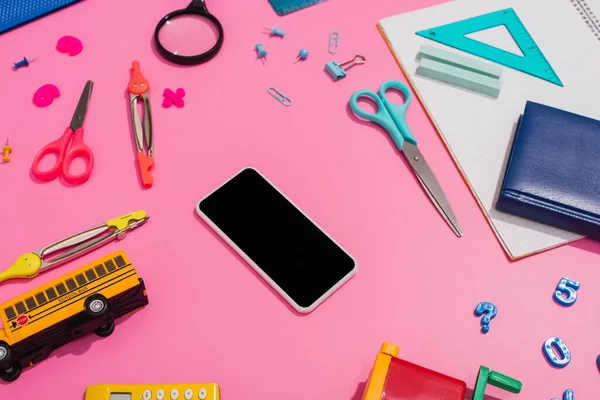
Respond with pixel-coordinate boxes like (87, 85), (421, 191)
(416, 8), (563, 86)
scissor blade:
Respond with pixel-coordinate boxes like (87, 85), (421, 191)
(402, 143), (462, 237)
(70, 80), (94, 130)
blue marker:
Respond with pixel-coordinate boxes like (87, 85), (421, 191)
(294, 48), (308, 63)
(597, 355), (600, 370)
(263, 26), (285, 37)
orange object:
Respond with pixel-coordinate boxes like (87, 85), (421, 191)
(128, 61), (154, 188)
(136, 152), (154, 188)
(362, 342), (466, 400)
(2, 138), (12, 163)
(128, 60), (149, 95)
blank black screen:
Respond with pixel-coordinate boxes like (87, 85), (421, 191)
(199, 168), (355, 308)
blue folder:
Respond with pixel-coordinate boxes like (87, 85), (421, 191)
(0, 0), (81, 34)
(497, 101), (600, 238)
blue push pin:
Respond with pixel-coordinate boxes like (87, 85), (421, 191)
(294, 48), (308, 63)
(255, 43), (268, 63)
(13, 56), (36, 70)
(263, 26), (285, 38)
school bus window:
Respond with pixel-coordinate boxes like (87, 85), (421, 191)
(115, 255), (126, 267)
(85, 269), (97, 282)
(66, 278), (77, 291)
(105, 260), (116, 272)
(56, 283), (67, 295)
(46, 287), (58, 300)
(25, 297), (37, 310)
(4, 307), (16, 320)
(75, 274), (87, 287)
(95, 264), (107, 277)
(35, 292), (47, 306)
(15, 302), (26, 315)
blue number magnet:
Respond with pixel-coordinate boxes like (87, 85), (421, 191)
(554, 277), (580, 306)
(553, 389), (574, 400)
(543, 337), (571, 368)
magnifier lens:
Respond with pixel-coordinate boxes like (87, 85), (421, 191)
(157, 13), (220, 57)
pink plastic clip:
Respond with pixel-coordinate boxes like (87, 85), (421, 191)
(162, 88), (186, 108)
(33, 84), (61, 107)
(57, 36), (83, 56)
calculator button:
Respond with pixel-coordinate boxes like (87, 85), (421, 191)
(198, 388), (207, 399)
(143, 390), (152, 400)
(184, 389), (193, 400)
(157, 389), (165, 400)
(171, 389), (179, 400)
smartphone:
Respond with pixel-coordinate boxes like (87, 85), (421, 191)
(196, 168), (357, 313)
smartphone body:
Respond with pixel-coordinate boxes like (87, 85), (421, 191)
(196, 168), (357, 313)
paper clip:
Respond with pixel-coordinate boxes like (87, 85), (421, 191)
(268, 87), (292, 107)
(325, 54), (365, 81)
(329, 31), (339, 54)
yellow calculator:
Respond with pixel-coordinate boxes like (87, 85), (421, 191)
(85, 384), (220, 400)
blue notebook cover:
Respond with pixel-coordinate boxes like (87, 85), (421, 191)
(0, 0), (81, 34)
(497, 101), (600, 238)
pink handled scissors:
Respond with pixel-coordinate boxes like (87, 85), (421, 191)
(32, 80), (94, 185)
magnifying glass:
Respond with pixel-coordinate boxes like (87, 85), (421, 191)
(154, 0), (224, 65)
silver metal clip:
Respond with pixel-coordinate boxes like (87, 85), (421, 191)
(338, 54), (365, 71)
(325, 54), (366, 81)
(267, 87), (292, 107)
(329, 31), (339, 54)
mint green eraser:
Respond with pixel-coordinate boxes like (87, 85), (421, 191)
(416, 58), (503, 98)
(417, 44), (503, 79)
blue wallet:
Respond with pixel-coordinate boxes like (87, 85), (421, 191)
(497, 101), (600, 238)
(0, 0), (81, 34)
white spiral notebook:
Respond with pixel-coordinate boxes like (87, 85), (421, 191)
(378, 0), (600, 259)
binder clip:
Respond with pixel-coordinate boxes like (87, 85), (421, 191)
(325, 54), (365, 81)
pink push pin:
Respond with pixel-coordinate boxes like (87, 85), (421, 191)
(33, 84), (60, 107)
(57, 36), (83, 56)
(162, 88), (185, 108)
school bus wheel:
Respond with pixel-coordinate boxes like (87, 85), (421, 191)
(94, 321), (115, 338)
(0, 342), (11, 363)
(84, 294), (109, 317)
(0, 361), (21, 382)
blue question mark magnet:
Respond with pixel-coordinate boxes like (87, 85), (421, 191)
(474, 302), (498, 333)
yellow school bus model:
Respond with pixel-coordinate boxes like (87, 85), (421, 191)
(0, 250), (149, 382)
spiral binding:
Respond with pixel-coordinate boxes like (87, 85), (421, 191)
(269, 0), (327, 16)
(571, 0), (600, 39)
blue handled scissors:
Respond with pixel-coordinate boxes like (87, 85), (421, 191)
(349, 80), (461, 237)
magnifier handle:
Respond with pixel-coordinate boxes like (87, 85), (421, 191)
(128, 60), (150, 95)
(189, 0), (208, 12)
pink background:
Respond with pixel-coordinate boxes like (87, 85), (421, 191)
(1, 0), (599, 398)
